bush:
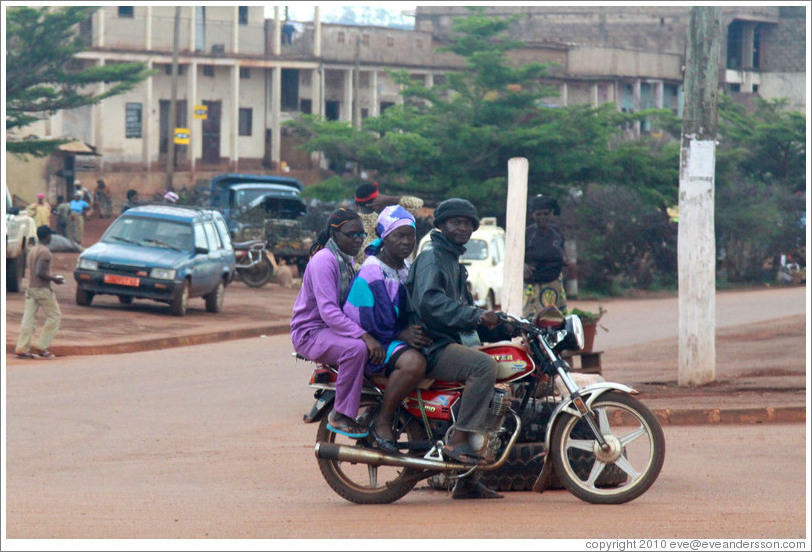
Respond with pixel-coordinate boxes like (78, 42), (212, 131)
(561, 184), (677, 295)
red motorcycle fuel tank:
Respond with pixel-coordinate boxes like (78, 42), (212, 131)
(479, 342), (535, 383)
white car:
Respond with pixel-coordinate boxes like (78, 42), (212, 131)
(417, 216), (505, 310)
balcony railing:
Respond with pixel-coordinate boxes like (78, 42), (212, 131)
(92, 13), (266, 56)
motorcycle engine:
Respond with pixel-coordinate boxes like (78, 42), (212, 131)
(469, 384), (514, 457)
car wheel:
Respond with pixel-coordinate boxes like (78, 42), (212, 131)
(204, 279), (225, 313)
(118, 295), (134, 305)
(169, 280), (189, 317)
(76, 287), (94, 307)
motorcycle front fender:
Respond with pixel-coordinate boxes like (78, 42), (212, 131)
(543, 382), (637, 457)
(303, 389), (335, 424)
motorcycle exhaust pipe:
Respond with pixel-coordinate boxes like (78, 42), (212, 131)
(315, 442), (470, 471)
(315, 412), (522, 472)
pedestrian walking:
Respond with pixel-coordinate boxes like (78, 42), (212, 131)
(14, 225), (65, 359)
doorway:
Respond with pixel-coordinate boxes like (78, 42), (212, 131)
(202, 100), (221, 164)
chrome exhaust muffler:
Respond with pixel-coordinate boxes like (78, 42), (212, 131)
(315, 442), (471, 471)
(315, 411), (522, 473)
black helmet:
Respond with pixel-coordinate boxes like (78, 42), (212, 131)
(433, 198), (480, 230)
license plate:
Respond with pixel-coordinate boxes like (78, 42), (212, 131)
(104, 274), (140, 287)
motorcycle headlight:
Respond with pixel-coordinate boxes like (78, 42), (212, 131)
(149, 268), (176, 280)
(557, 315), (585, 351)
(77, 258), (98, 271)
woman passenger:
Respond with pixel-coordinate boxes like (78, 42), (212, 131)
(290, 208), (384, 438)
(343, 206), (431, 453)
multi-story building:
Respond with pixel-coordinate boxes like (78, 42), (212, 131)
(6, 5), (805, 205)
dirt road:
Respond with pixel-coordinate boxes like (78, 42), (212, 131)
(4, 336), (807, 540)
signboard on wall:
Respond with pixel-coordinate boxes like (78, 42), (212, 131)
(193, 105), (208, 120)
(174, 128), (190, 145)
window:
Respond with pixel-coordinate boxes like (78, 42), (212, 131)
(362, 34), (370, 46)
(416, 38), (423, 49)
(203, 65), (215, 77)
(338, 32), (345, 44)
(194, 224), (208, 250)
(165, 64), (185, 75)
(239, 108), (253, 136)
(118, 7), (134, 18)
(387, 36), (394, 47)
(203, 223), (222, 250)
(238, 6), (248, 25)
(359, 72), (370, 88)
(125, 103), (142, 138)
(239, 67), (250, 79)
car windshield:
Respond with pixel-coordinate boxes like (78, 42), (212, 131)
(461, 239), (488, 261)
(103, 217), (192, 251)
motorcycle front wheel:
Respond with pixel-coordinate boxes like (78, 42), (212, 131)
(239, 256), (273, 287)
(316, 400), (428, 504)
(550, 390), (665, 504)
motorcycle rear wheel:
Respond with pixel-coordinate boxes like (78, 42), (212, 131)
(316, 401), (428, 504)
(550, 390), (665, 504)
(239, 256), (273, 287)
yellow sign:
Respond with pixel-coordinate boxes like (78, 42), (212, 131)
(174, 128), (190, 145)
(193, 105), (208, 120)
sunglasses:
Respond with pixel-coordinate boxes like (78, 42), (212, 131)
(337, 230), (368, 239)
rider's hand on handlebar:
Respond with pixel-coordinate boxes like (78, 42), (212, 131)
(361, 333), (386, 365)
(397, 325), (432, 349)
(479, 310), (500, 328)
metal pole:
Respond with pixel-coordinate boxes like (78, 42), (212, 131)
(678, 6), (721, 386)
(166, 6), (181, 191)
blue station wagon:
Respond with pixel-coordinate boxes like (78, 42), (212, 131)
(73, 205), (236, 316)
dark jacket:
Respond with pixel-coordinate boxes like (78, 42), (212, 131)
(407, 230), (508, 362)
(525, 223), (565, 283)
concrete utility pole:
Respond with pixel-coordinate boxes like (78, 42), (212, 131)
(678, 6), (721, 386)
(166, 6), (181, 191)
(503, 157), (528, 316)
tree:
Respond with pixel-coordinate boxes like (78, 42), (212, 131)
(6, 6), (152, 156)
(287, 10), (675, 218)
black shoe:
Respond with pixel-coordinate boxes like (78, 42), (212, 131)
(370, 422), (399, 454)
(451, 479), (504, 500)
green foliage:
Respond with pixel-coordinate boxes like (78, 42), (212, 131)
(300, 175), (356, 203)
(6, 6), (153, 156)
(287, 12), (678, 222)
(562, 184), (678, 295)
(715, 95), (806, 282)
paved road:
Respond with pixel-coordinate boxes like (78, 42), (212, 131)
(4, 336), (808, 540)
(575, 285), (807, 351)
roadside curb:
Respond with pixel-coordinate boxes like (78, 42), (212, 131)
(6, 323), (292, 357)
(651, 406), (805, 425)
(7, 324), (805, 426)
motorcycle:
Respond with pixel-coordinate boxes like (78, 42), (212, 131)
(301, 309), (665, 505)
(232, 239), (274, 287)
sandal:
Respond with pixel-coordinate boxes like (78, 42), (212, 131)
(326, 412), (369, 439)
(370, 422), (399, 454)
(442, 442), (486, 465)
(33, 350), (56, 359)
(15, 351), (37, 360)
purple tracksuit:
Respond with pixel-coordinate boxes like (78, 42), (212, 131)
(291, 249), (367, 418)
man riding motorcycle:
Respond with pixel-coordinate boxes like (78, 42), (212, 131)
(406, 197), (514, 499)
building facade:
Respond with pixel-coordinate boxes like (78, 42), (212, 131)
(6, 5), (806, 205)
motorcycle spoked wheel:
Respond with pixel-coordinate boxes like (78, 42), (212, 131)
(239, 256), (273, 287)
(316, 400), (429, 505)
(550, 390), (665, 504)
